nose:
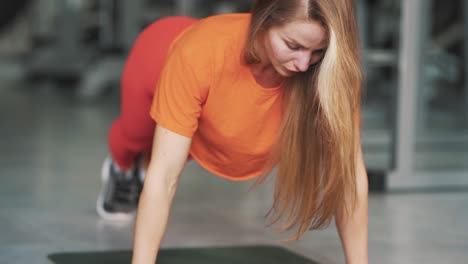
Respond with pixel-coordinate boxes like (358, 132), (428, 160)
(294, 52), (311, 72)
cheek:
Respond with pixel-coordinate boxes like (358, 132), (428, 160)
(268, 37), (293, 64)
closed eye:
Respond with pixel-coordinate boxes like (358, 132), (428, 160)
(286, 41), (302, 51)
(313, 49), (325, 55)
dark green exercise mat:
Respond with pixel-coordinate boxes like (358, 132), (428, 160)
(48, 245), (320, 264)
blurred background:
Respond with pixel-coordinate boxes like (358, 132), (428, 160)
(1, 0), (467, 264)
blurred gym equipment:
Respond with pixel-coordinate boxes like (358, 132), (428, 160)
(0, 0), (31, 33)
(0, 0), (466, 190)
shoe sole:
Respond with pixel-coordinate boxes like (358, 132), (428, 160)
(96, 156), (136, 221)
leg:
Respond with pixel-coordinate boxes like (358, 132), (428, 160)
(109, 16), (198, 170)
(98, 16), (197, 220)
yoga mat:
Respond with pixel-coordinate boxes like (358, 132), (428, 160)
(48, 245), (320, 264)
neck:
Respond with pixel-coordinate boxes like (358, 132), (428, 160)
(250, 63), (284, 88)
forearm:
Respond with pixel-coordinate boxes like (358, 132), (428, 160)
(335, 161), (369, 264)
(132, 174), (177, 264)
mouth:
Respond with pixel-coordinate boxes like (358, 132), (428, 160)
(283, 64), (300, 73)
(282, 67), (298, 76)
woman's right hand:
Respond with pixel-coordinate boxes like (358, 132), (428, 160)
(131, 125), (192, 264)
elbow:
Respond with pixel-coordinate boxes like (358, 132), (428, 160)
(142, 167), (180, 199)
(355, 155), (369, 197)
(164, 175), (179, 195)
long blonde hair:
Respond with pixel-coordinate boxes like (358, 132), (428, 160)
(244, 0), (362, 239)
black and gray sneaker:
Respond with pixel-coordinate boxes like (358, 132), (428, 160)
(96, 155), (143, 221)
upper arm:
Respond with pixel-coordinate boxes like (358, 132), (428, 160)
(146, 124), (192, 186)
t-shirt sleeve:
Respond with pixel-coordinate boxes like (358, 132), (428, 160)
(150, 45), (211, 138)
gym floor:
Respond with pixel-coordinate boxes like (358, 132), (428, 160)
(1, 81), (467, 264)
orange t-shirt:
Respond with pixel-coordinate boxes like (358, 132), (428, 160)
(150, 13), (283, 181)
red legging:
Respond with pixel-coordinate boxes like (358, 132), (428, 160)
(108, 16), (198, 170)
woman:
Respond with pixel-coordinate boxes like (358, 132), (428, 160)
(97, 0), (368, 263)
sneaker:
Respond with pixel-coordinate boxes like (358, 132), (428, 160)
(96, 155), (143, 221)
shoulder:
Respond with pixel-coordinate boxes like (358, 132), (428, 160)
(197, 13), (251, 33)
(165, 13), (251, 84)
(171, 13), (251, 56)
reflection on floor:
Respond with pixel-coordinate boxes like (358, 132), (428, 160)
(1, 82), (467, 264)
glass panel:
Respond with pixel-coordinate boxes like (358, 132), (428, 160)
(360, 0), (401, 172)
(415, 0), (468, 170)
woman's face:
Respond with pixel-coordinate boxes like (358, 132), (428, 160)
(262, 19), (328, 77)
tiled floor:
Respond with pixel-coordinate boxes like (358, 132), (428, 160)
(1, 81), (468, 264)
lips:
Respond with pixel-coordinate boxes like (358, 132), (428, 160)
(284, 67), (299, 74)
(283, 64), (299, 73)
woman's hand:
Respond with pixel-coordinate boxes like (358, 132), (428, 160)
(131, 125), (192, 264)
